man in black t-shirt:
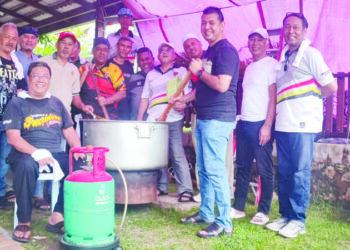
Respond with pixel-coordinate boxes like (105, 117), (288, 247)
(108, 36), (134, 120)
(0, 22), (25, 209)
(3, 61), (83, 243)
(180, 7), (239, 239)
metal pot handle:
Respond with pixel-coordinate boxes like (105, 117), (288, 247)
(134, 124), (155, 138)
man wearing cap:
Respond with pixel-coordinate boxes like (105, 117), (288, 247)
(265, 13), (337, 238)
(39, 31), (93, 116)
(0, 22), (25, 209)
(108, 36), (134, 119)
(15, 26), (40, 89)
(127, 47), (154, 120)
(230, 28), (277, 225)
(137, 42), (194, 202)
(107, 7), (143, 61)
(180, 7), (239, 238)
(79, 38), (125, 120)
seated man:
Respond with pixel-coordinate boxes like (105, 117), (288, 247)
(3, 61), (83, 243)
(137, 42), (193, 202)
(79, 38), (126, 120)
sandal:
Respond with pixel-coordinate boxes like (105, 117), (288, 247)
(34, 199), (51, 211)
(5, 190), (15, 203)
(178, 191), (194, 202)
(45, 221), (65, 234)
(181, 212), (211, 225)
(197, 222), (233, 239)
(12, 224), (31, 243)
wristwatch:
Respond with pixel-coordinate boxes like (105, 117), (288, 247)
(196, 68), (204, 78)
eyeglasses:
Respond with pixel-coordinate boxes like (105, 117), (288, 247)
(284, 51), (291, 72)
(30, 74), (50, 81)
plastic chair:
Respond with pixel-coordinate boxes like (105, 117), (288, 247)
(13, 172), (60, 228)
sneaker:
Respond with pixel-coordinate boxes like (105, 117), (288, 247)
(193, 193), (201, 202)
(265, 217), (288, 232)
(250, 212), (269, 225)
(230, 208), (246, 219)
(0, 196), (13, 210)
(278, 220), (306, 238)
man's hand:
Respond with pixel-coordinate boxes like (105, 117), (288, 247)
(169, 95), (186, 112)
(96, 96), (110, 106)
(37, 157), (54, 166)
(85, 62), (95, 73)
(189, 58), (203, 75)
(82, 104), (94, 114)
(73, 153), (85, 161)
(259, 124), (271, 146)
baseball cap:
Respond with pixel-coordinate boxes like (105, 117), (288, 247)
(248, 28), (268, 39)
(118, 8), (134, 18)
(57, 31), (77, 43)
(182, 33), (200, 44)
(93, 37), (110, 49)
(158, 42), (174, 51)
(19, 26), (38, 37)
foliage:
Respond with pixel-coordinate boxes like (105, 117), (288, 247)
(34, 22), (95, 60)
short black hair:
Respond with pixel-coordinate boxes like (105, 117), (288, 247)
(117, 36), (133, 44)
(27, 61), (51, 77)
(283, 12), (308, 29)
(137, 47), (153, 57)
(203, 6), (224, 22)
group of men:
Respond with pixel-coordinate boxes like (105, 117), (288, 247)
(0, 5), (337, 243)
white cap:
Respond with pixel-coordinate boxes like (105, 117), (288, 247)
(182, 33), (200, 44)
(158, 42), (175, 50)
(248, 28), (268, 39)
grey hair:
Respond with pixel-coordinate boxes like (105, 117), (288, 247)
(0, 22), (18, 34)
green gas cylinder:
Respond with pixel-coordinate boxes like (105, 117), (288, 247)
(60, 147), (120, 249)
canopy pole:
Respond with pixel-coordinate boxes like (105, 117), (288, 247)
(299, 0), (304, 13)
(257, 2), (272, 48)
(95, 0), (105, 38)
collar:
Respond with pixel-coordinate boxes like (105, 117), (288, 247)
(115, 29), (134, 38)
(52, 52), (73, 63)
(18, 90), (51, 99)
(155, 65), (177, 75)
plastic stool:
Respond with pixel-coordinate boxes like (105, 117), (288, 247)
(14, 173), (60, 228)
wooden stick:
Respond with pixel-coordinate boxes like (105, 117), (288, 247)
(157, 71), (192, 122)
(89, 70), (110, 120)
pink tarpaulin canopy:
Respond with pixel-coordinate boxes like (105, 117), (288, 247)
(124, 0), (350, 73)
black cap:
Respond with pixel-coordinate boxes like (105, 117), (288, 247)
(19, 26), (38, 37)
(93, 37), (110, 49)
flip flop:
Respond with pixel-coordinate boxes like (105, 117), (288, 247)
(45, 221), (65, 234)
(181, 212), (211, 225)
(12, 224), (31, 243)
(34, 199), (51, 211)
(5, 190), (15, 203)
(197, 222), (233, 239)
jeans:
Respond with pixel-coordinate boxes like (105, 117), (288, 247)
(158, 119), (193, 194)
(234, 120), (274, 215)
(0, 130), (11, 197)
(196, 119), (235, 230)
(275, 132), (316, 223)
(9, 150), (70, 222)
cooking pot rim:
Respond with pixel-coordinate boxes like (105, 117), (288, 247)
(82, 119), (168, 125)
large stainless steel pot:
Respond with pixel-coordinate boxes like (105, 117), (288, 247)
(82, 120), (169, 171)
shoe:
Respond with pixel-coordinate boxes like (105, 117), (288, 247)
(193, 193), (201, 202)
(197, 222), (233, 239)
(266, 217), (288, 232)
(250, 212), (269, 225)
(230, 208), (246, 219)
(278, 220), (306, 238)
(0, 196), (13, 210)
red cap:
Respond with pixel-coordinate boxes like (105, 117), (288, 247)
(58, 31), (77, 43)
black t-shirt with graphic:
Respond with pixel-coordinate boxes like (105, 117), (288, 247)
(3, 96), (73, 152)
(0, 57), (21, 121)
(195, 39), (239, 122)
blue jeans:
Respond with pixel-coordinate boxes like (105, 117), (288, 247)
(275, 132), (315, 223)
(234, 120), (274, 215)
(158, 119), (193, 194)
(0, 130), (11, 197)
(196, 119), (235, 230)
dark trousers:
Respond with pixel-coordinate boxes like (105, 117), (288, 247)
(275, 132), (315, 223)
(9, 150), (69, 223)
(234, 120), (274, 215)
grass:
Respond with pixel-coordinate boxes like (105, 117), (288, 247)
(0, 193), (349, 250)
